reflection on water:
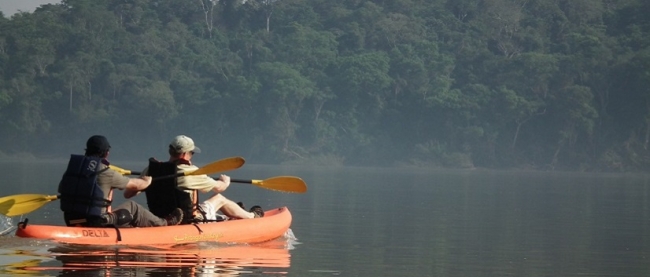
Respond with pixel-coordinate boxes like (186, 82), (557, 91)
(0, 234), (295, 277)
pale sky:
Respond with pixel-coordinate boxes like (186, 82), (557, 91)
(0, 0), (61, 17)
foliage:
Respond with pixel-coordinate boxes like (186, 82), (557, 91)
(0, 0), (649, 171)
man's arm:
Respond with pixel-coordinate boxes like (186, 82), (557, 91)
(124, 176), (152, 199)
(210, 174), (231, 193)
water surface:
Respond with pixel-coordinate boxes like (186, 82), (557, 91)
(1, 159), (649, 276)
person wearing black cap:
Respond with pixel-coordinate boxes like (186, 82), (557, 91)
(57, 135), (184, 227)
(142, 135), (263, 224)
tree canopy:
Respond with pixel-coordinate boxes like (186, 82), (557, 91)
(1, 0), (649, 171)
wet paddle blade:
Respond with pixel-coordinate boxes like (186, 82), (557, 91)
(233, 176), (308, 193)
(0, 194), (59, 216)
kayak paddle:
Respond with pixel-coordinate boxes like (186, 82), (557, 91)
(231, 176), (308, 193)
(0, 157), (246, 217)
(169, 156), (245, 177)
(108, 165), (135, 175)
(0, 194), (59, 217)
(113, 166), (307, 193)
(109, 156), (246, 179)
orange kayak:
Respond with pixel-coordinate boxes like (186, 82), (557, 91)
(15, 207), (291, 245)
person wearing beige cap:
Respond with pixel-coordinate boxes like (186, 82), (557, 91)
(58, 135), (184, 227)
(142, 135), (263, 224)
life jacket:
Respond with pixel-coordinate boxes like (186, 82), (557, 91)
(144, 158), (198, 224)
(58, 154), (112, 224)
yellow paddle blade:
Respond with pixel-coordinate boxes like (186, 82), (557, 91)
(109, 165), (133, 175)
(150, 156), (246, 181)
(189, 156), (245, 176)
(232, 176), (307, 193)
(0, 194), (59, 216)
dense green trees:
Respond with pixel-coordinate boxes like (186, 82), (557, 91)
(0, 0), (649, 171)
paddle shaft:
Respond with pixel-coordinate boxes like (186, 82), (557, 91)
(111, 156), (245, 180)
(110, 171), (218, 181)
(129, 171), (249, 184)
(119, 171), (306, 193)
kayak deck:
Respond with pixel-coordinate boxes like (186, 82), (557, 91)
(15, 207), (291, 245)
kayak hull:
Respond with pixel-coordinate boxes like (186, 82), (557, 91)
(15, 207), (291, 245)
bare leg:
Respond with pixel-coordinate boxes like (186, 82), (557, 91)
(203, 194), (255, 219)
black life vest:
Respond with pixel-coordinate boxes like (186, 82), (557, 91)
(145, 158), (197, 224)
(58, 155), (112, 219)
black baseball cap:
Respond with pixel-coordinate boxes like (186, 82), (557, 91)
(86, 135), (111, 152)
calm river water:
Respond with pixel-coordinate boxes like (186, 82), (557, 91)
(1, 158), (649, 276)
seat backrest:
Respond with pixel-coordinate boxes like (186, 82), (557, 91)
(144, 158), (194, 221)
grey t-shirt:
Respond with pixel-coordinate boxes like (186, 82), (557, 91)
(96, 164), (130, 212)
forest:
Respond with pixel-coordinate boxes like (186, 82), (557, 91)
(0, 0), (649, 171)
